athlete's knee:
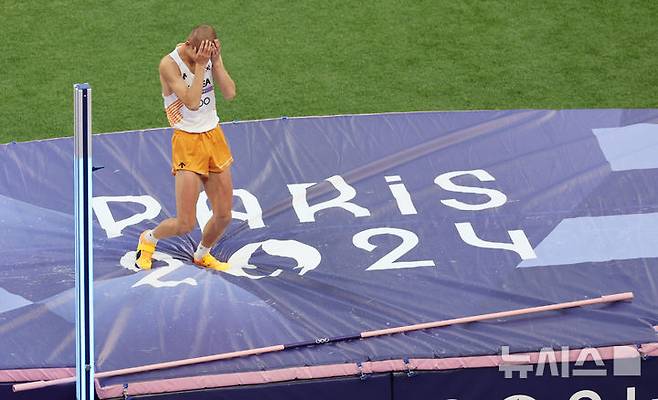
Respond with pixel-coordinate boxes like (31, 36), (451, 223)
(212, 209), (232, 225)
(175, 217), (196, 235)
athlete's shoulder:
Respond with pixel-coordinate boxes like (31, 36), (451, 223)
(161, 44), (186, 68)
(159, 53), (178, 76)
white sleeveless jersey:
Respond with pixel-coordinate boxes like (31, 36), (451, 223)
(163, 47), (219, 133)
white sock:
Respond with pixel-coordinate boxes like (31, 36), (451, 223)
(145, 229), (158, 244)
(194, 243), (211, 260)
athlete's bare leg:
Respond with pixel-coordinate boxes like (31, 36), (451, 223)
(199, 168), (233, 248)
(153, 170), (202, 239)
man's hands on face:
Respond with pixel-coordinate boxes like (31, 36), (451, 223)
(210, 39), (221, 64)
(192, 40), (213, 66)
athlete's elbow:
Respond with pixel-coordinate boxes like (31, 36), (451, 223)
(223, 88), (236, 101)
(185, 101), (200, 111)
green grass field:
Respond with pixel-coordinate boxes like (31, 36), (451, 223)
(1, 0), (657, 143)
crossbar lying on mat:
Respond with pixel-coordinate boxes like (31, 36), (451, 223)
(13, 292), (633, 392)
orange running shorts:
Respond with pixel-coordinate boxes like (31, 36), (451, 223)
(171, 125), (233, 176)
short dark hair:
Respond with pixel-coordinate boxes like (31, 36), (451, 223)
(186, 24), (217, 49)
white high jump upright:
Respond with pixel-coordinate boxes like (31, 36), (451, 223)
(73, 83), (95, 400)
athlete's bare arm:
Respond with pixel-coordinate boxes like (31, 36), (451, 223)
(210, 39), (236, 101)
(159, 40), (214, 110)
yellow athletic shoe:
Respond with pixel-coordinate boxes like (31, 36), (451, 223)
(194, 253), (230, 271)
(135, 230), (157, 270)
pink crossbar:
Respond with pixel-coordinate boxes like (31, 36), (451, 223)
(95, 342), (658, 399)
(13, 292), (635, 393)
